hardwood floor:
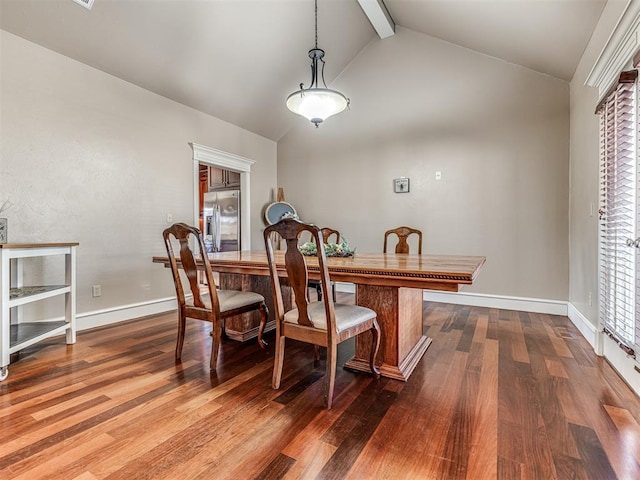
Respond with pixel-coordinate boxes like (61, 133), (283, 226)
(1, 296), (639, 479)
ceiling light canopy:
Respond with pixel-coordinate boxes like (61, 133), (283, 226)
(286, 0), (350, 127)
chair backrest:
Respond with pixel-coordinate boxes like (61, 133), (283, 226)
(383, 226), (423, 254)
(163, 223), (221, 313)
(301, 227), (340, 246)
(320, 227), (340, 244)
(264, 218), (336, 332)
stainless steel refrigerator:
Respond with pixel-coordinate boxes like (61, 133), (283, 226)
(203, 190), (240, 252)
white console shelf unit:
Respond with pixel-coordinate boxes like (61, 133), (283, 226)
(0, 242), (78, 381)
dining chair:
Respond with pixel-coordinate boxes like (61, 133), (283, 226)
(163, 223), (268, 369)
(263, 218), (380, 409)
(319, 227), (340, 244)
(383, 226), (423, 254)
(308, 227), (340, 302)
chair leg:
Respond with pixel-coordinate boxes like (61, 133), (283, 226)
(331, 282), (337, 303)
(175, 310), (186, 362)
(369, 319), (381, 378)
(212, 319), (227, 338)
(210, 320), (222, 370)
(325, 343), (337, 409)
(257, 302), (269, 349)
(313, 345), (321, 362)
(272, 335), (286, 389)
(316, 283), (323, 301)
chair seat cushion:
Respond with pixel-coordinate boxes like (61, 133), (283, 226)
(187, 289), (264, 313)
(217, 290), (265, 313)
(284, 302), (375, 333)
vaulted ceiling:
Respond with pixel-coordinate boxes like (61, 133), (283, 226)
(1, 0), (608, 141)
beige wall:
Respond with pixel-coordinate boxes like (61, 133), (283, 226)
(4, 8), (620, 324)
(569, 1), (630, 327)
(278, 27), (569, 300)
(0, 31), (277, 321)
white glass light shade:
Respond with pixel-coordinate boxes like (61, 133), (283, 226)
(286, 88), (349, 125)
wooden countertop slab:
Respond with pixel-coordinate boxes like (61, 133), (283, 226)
(0, 242), (79, 249)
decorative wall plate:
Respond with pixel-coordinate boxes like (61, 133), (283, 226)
(264, 202), (297, 225)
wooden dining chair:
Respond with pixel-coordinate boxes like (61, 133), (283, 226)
(383, 226), (423, 254)
(263, 218), (380, 409)
(163, 223), (268, 370)
(319, 227), (340, 244)
(308, 227), (340, 302)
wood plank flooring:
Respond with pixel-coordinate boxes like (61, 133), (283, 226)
(1, 296), (639, 479)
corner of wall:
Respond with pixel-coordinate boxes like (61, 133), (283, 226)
(567, 302), (599, 351)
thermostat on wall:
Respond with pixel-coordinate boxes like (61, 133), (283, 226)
(394, 177), (410, 193)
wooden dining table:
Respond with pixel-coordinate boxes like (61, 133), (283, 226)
(153, 251), (485, 381)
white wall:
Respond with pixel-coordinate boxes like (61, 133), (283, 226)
(278, 27), (570, 301)
(0, 31), (277, 326)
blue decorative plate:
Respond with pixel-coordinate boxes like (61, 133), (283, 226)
(265, 202), (297, 225)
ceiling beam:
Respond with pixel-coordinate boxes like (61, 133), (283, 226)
(357, 0), (395, 39)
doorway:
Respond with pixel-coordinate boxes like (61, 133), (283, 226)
(190, 143), (255, 251)
(198, 164), (241, 252)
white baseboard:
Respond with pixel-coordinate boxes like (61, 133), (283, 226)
(567, 303), (599, 351)
(75, 291), (594, 353)
(336, 283), (602, 355)
(77, 297), (177, 331)
(422, 291), (568, 316)
(335, 283), (567, 316)
(601, 335), (640, 397)
(335, 283), (356, 294)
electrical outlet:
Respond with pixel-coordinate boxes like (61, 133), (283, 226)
(92, 285), (102, 297)
(166, 213), (173, 223)
(435, 171), (442, 180)
(588, 291), (592, 306)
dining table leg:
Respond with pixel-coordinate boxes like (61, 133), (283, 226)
(218, 273), (291, 342)
(344, 284), (432, 381)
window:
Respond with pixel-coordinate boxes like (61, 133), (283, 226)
(597, 70), (640, 355)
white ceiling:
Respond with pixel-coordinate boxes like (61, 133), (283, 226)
(0, 0), (608, 141)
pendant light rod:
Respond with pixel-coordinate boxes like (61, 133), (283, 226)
(307, 0), (325, 91)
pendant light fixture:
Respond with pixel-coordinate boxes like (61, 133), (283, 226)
(286, 0), (350, 127)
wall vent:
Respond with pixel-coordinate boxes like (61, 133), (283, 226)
(71, 0), (95, 10)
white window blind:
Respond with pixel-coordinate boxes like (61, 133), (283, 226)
(597, 70), (639, 355)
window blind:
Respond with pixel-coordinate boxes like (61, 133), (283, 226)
(598, 70), (638, 354)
